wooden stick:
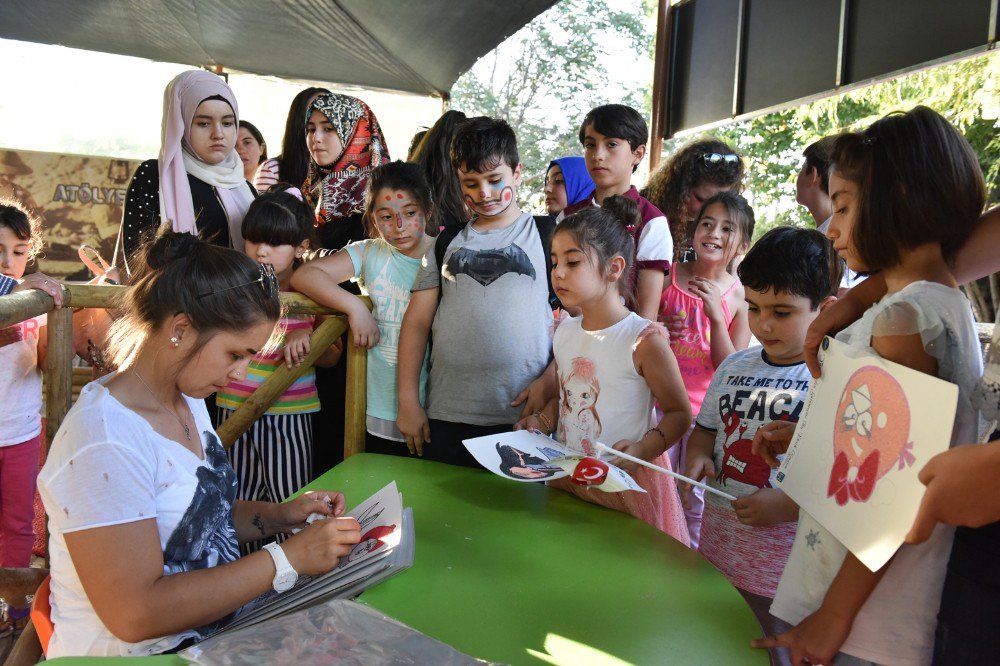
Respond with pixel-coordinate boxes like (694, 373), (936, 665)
(0, 289), (55, 328)
(44, 308), (75, 454)
(595, 443), (738, 501)
(216, 317), (348, 449)
(60, 284), (347, 316)
(344, 333), (368, 458)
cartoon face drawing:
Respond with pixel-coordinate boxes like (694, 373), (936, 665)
(827, 365), (914, 506)
(558, 356), (602, 456)
(716, 419), (773, 488)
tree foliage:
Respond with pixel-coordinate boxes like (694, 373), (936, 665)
(451, 0), (653, 208)
(664, 52), (1000, 322)
(665, 52), (1000, 239)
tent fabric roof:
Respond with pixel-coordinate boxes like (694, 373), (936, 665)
(0, 0), (559, 96)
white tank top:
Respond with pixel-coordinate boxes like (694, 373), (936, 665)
(553, 312), (655, 455)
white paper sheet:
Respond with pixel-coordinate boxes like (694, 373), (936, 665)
(776, 337), (958, 571)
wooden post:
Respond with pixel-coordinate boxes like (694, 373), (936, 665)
(649, 0), (674, 172)
(44, 308), (74, 452)
(344, 334), (368, 459)
(216, 316), (348, 449)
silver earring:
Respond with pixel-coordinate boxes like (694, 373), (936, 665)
(170, 336), (180, 347)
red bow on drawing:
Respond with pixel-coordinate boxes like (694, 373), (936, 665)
(827, 450), (880, 506)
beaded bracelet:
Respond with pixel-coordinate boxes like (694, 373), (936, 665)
(644, 426), (667, 445)
(533, 411), (553, 434)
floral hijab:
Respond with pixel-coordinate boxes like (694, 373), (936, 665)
(303, 93), (390, 225)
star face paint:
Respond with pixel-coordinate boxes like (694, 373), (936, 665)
(457, 162), (521, 221)
(371, 187), (427, 256)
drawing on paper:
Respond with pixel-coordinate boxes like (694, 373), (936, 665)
(827, 365), (915, 506)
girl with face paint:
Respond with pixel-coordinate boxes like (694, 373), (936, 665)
(119, 70), (257, 276)
(291, 161), (435, 455)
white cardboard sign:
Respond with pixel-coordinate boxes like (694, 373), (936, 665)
(776, 337), (957, 571)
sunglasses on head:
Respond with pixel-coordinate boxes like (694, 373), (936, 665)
(703, 153), (740, 166)
(197, 263), (279, 300)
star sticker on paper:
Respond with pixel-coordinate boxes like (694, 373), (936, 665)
(806, 530), (821, 550)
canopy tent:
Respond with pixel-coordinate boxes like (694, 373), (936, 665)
(0, 0), (559, 97)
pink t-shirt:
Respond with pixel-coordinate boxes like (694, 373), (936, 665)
(659, 269), (737, 415)
(253, 158), (281, 194)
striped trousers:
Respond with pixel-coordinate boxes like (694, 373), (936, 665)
(218, 408), (314, 553)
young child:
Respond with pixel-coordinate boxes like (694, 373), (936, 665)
(519, 204), (693, 543)
(397, 117), (555, 467)
(756, 107), (986, 666)
(291, 161), (435, 456)
(642, 138), (745, 263)
(560, 104), (672, 321)
(798, 204), (1000, 663)
(661, 191), (753, 548)
(216, 185), (341, 550)
(796, 136), (860, 292)
(543, 156), (594, 217)
(683, 226), (840, 641)
(0, 201), (47, 631)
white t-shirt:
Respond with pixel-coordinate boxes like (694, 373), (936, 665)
(770, 282), (983, 665)
(695, 347), (808, 597)
(0, 314), (45, 445)
(38, 374), (241, 657)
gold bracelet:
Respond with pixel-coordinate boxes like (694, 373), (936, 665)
(533, 411), (553, 434)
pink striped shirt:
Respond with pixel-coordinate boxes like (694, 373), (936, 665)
(217, 315), (319, 414)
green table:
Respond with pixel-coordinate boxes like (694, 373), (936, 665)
(48, 454), (766, 665)
(319, 454), (765, 665)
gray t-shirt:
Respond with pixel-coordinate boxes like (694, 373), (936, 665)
(413, 212), (553, 425)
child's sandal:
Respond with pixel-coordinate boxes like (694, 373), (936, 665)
(1, 603), (31, 634)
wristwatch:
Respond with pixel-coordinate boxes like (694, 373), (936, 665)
(263, 542), (298, 592)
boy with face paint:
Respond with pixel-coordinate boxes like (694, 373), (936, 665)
(397, 117), (556, 467)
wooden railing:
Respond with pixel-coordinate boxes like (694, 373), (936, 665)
(0, 284), (369, 457)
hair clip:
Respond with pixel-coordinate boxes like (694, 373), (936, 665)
(285, 187), (304, 202)
(197, 263), (279, 300)
(861, 135), (877, 147)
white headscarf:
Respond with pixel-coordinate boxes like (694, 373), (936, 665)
(159, 70), (254, 250)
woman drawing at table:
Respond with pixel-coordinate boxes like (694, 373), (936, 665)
(37, 232), (361, 657)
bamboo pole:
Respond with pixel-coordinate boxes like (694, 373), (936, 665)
(44, 308), (75, 452)
(2, 284), (373, 460)
(344, 333), (368, 458)
(216, 316), (349, 449)
(0, 288), (55, 328)
(54, 284), (331, 315)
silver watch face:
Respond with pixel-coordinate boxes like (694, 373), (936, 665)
(274, 569), (297, 592)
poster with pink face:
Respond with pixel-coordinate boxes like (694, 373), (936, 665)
(775, 337), (958, 571)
